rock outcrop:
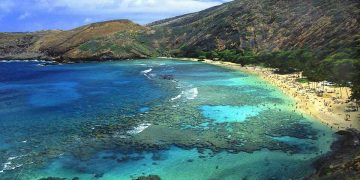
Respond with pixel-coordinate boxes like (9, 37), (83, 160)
(309, 129), (360, 179)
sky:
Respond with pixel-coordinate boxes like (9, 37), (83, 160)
(0, 0), (231, 32)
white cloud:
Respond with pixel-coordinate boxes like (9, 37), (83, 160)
(0, 0), (15, 22)
(84, 17), (93, 23)
(0, 0), (230, 31)
(18, 12), (31, 20)
(34, 0), (223, 15)
(0, 0), (15, 12)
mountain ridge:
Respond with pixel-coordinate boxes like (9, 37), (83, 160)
(148, 0), (359, 57)
(0, 20), (161, 62)
(1, 0), (359, 62)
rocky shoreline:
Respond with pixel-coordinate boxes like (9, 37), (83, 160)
(309, 129), (360, 179)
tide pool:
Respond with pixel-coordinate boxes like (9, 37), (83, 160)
(0, 59), (335, 179)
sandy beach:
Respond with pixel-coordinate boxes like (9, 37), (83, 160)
(160, 57), (360, 131)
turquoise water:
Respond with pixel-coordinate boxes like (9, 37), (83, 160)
(0, 59), (335, 179)
(200, 105), (264, 123)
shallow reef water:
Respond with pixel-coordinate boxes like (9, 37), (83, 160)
(0, 59), (335, 179)
(200, 105), (264, 123)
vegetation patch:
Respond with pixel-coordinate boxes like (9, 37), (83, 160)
(173, 47), (360, 100)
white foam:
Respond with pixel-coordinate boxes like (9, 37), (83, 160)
(170, 88), (198, 101)
(0, 155), (24, 174)
(143, 73), (152, 80)
(185, 88), (198, 100)
(149, 73), (156, 78)
(141, 68), (152, 74)
(170, 92), (183, 101)
(127, 123), (151, 135)
(142, 68), (154, 79)
(0, 59), (50, 63)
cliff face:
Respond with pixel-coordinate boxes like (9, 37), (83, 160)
(0, 0), (359, 61)
(0, 32), (48, 60)
(149, 0), (360, 55)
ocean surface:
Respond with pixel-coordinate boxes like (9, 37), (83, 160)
(0, 59), (335, 180)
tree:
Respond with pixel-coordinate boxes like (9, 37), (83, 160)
(350, 62), (360, 101)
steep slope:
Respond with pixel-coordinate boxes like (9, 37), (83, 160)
(35, 20), (160, 61)
(0, 32), (49, 60)
(0, 20), (162, 61)
(149, 0), (360, 56)
(0, 0), (359, 61)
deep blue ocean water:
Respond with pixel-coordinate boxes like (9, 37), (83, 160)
(0, 59), (335, 180)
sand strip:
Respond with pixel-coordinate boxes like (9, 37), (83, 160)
(159, 57), (360, 131)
